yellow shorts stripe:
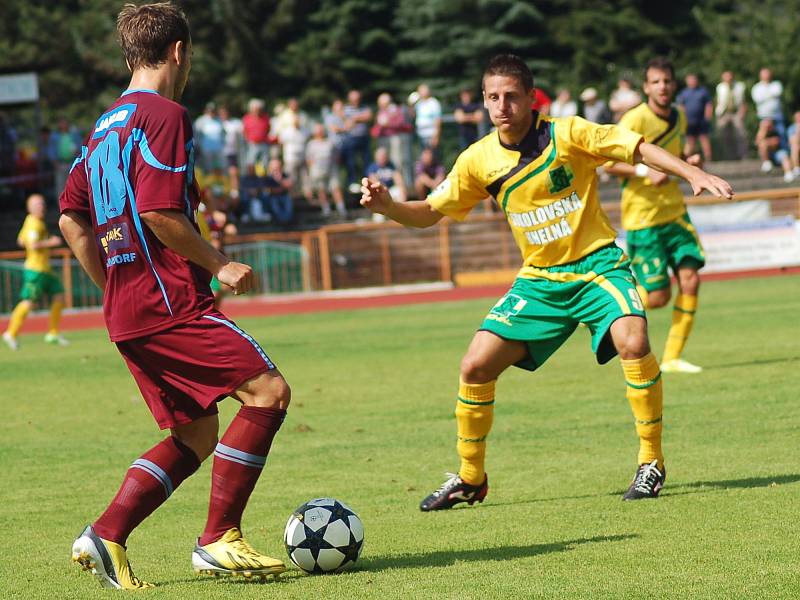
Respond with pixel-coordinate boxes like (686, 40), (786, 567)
(591, 274), (631, 315)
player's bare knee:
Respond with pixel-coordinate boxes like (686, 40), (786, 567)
(647, 289), (670, 309)
(250, 374), (291, 409)
(679, 270), (700, 295)
(617, 333), (651, 360)
(460, 354), (494, 384)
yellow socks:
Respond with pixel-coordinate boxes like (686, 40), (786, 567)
(455, 379), (495, 485)
(6, 301), (31, 337)
(662, 294), (697, 362)
(48, 300), (64, 336)
(621, 353), (664, 468)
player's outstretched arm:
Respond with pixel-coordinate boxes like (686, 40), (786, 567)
(359, 177), (444, 228)
(139, 209), (253, 295)
(59, 210), (107, 290)
(636, 142), (734, 198)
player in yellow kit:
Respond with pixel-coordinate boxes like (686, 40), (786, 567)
(606, 57), (706, 374)
(361, 55), (733, 507)
(3, 193), (69, 350)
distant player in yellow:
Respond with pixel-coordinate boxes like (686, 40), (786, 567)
(360, 55), (733, 508)
(3, 193), (69, 350)
(606, 57), (706, 374)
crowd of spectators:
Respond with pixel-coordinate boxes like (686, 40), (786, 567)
(2, 65), (800, 231)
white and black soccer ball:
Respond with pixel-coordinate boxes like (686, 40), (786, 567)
(283, 498), (364, 573)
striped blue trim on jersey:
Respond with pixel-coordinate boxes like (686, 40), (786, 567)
(69, 146), (88, 174)
(214, 442), (267, 469)
(121, 88), (159, 97)
(131, 458), (174, 497)
(120, 131), (173, 315)
(201, 314), (275, 368)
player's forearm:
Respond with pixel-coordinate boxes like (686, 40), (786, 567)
(636, 142), (699, 183)
(383, 200), (443, 228)
(604, 162), (638, 178)
(59, 211), (106, 289)
(139, 209), (229, 275)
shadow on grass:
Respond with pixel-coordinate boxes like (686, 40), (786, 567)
(702, 356), (799, 370)
(662, 473), (800, 497)
(359, 533), (636, 572)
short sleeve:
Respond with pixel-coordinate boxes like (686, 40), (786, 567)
(568, 116), (642, 165)
(425, 152), (486, 221)
(59, 147), (91, 218)
(134, 108), (193, 213)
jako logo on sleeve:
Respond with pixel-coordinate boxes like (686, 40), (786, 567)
(93, 104), (137, 139)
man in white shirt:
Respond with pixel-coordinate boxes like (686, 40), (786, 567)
(413, 84), (442, 150)
(715, 71), (747, 160)
(751, 68), (786, 171)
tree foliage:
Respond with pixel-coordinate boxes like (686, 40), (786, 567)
(0, 0), (797, 134)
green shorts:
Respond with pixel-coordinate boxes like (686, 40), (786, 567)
(20, 269), (64, 302)
(627, 213), (705, 292)
(479, 245), (646, 371)
(210, 276), (222, 293)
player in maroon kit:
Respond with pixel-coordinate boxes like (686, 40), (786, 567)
(59, 3), (289, 589)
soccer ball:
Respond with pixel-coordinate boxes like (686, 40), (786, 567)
(283, 498), (364, 573)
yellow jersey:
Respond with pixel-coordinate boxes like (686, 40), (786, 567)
(17, 215), (51, 273)
(427, 114), (642, 274)
(616, 102), (687, 230)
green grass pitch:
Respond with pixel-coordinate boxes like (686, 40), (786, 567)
(2, 275), (799, 599)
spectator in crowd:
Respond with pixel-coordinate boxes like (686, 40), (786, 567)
(373, 92), (414, 190)
(264, 158), (295, 225)
(238, 163), (271, 223)
(277, 114), (309, 197)
(52, 118), (80, 197)
(752, 68), (786, 169)
(756, 118), (795, 182)
(414, 147), (445, 200)
(714, 70), (748, 160)
(196, 166), (236, 222)
(413, 83), (442, 151)
(531, 87), (551, 115)
(342, 89), (373, 193)
(193, 102), (225, 172)
(677, 73), (713, 161)
(306, 123), (346, 218)
(609, 77), (641, 122)
(366, 146), (406, 221)
(272, 97), (309, 146)
(786, 111), (800, 179)
(549, 88), (578, 118)
(242, 98), (271, 168)
(453, 88), (484, 148)
(324, 98), (347, 159)
(580, 87), (611, 123)
(0, 113), (17, 178)
(218, 105), (243, 196)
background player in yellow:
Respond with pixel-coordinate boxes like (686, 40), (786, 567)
(3, 193), (69, 350)
(361, 54), (732, 509)
(606, 57), (707, 374)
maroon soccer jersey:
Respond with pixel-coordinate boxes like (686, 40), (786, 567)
(60, 89), (214, 341)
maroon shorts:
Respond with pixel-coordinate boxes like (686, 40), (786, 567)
(116, 311), (276, 429)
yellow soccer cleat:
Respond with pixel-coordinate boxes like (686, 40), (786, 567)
(660, 358), (703, 374)
(192, 527), (286, 580)
(71, 525), (154, 590)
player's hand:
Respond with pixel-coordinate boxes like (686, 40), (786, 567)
(216, 261), (254, 295)
(647, 168), (669, 186)
(689, 171), (734, 199)
(47, 235), (63, 247)
(360, 177), (393, 215)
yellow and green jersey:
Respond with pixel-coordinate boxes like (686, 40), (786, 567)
(427, 113), (642, 275)
(17, 215), (51, 273)
(616, 102), (687, 231)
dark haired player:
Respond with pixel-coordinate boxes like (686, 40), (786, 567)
(606, 57), (707, 374)
(361, 54), (732, 511)
(60, 3), (288, 589)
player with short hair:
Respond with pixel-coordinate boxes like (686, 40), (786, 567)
(59, 3), (289, 589)
(605, 57), (707, 374)
(2, 193), (69, 350)
(360, 54), (732, 511)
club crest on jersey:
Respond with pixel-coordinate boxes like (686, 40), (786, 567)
(548, 164), (574, 193)
(92, 103), (137, 139)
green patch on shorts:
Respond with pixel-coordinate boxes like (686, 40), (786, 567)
(627, 213), (705, 292)
(210, 276), (222, 293)
(479, 245), (646, 371)
(20, 269), (63, 302)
